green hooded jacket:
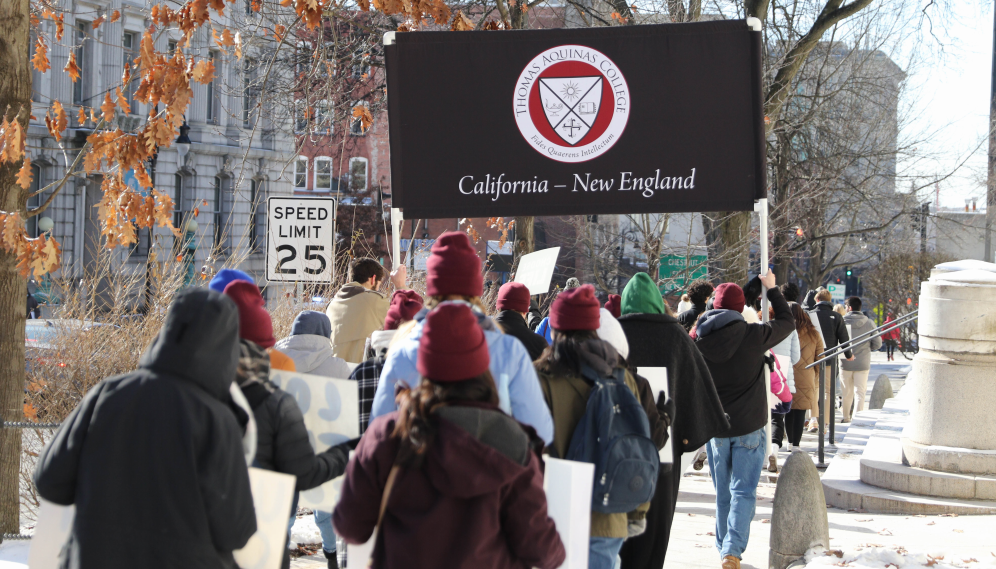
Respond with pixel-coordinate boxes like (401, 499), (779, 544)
(622, 272), (665, 315)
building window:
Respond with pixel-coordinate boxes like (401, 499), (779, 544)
(213, 176), (229, 251)
(26, 165), (42, 237)
(173, 173), (185, 230)
(350, 101), (370, 136)
(294, 157), (308, 190)
(294, 100), (308, 133)
(30, 31), (42, 103)
(314, 100), (333, 134)
(249, 179), (264, 252)
(73, 22), (92, 106)
(168, 40), (178, 57)
(314, 157), (331, 191)
(349, 157), (368, 192)
(206, 51), (220, 124)
(242, 59), (258, 129)
(122, 32), (137, 111)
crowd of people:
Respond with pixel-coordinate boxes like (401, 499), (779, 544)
(32, 230), (887, 569)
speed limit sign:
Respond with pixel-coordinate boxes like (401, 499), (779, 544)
(266, 197), (336, 282)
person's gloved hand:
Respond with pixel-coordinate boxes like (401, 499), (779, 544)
(627, 518), (647, 538)
(341, 437), (361, 451)
(656, 392), (675, 430)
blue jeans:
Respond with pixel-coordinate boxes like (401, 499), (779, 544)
(589, 536), (624, 569)
(706, 427), (766, 559)
(314, 510), (337, 554)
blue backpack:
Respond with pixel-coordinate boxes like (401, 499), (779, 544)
(565, 365), (659, 514)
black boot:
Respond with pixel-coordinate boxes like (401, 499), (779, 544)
(324, 549), (339, 569)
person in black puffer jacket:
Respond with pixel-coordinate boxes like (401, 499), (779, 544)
(223, 280), (355, 569)
(494, 282), (548, 361)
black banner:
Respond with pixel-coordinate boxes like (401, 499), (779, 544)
(386, 21), (765, 219)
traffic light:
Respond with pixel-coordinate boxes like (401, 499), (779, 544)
(846, 266), (852, 277)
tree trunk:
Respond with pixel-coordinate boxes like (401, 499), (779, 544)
(0, 0), (32, 533)
(515, 216), (535, 257)
(720, 211), (751, 285)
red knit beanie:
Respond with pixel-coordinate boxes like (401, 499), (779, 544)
(417, 303), (490, 382)
(384, 289), (424, 330)
(496, 282), (530, 313)
(426, 232), (483, 298)
(604, 294), (621, 319)
(714, 283), (746, 314)
(550, 284), (601, 331)
(223, 279), (275, 348)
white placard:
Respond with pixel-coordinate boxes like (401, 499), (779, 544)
(513, 247), (561, 295)
(28, 500), (75, 569)
(269, 370), (359, 511)
(544, 457), (594, 569)
(638, 367), (673, 464)
(233, 468), (297, 569)
(266, 197), (337, 283)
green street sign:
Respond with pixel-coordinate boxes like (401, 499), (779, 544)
(659, 255), (708, 292)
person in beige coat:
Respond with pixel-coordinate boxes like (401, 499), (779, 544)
(790, 303), (825, 450)
(326, 258), (405, 363)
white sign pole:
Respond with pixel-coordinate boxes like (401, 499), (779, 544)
(391, 207), (403, 269)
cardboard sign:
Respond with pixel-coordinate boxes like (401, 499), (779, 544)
(638, 367), (673, 464)
(266, 197), (337, 283)
(269, 370), (359, 511)
(513, 247), (561, 295)
(28, 500), (75, 569)
(386, 21), (765, 219)
(544, 458), (595, 569)
(233, 468), (297, 569)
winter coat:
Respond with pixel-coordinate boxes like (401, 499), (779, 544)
(536, 316), (553, 345)
(617, 313), (729, 455)
(771, 330), (800, 390)
(677, 303), (707, 332)
(34, 289), (256, 569)
(792, 327), (825, 416)
(841, 311), (881, 371)
(883, 316), (901, 341)
(333, 405), (566, 569)
(237, 340), (349, 491)
(274, 335), (352, 378)
(812, 302), (852, 361)
(616, 312), (729, 569)
(327, 283), (390, 363)
(535, 338), (647, 538)
(693, 288), (794, 439)
(372, 306), (554, 445)
(495, 309), (548, 361)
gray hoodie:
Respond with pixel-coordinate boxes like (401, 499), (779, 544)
(841, 311), (881, 372)
(275, 310), (352, 378)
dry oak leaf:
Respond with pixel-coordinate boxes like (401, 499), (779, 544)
(32, 35), (50, 73)
(219, 28), (235, 47)
(77, 105), (86, 125)
(41, 236), (61, 273)
(1, 212), (22, 251)
(16, 157), (32, 189)
(2, 119), (25, 163)
(54, 13), (64, 40)
(30, 13), (39, 27)
(450, 10), (474, 31)
(92, 15), (105, 29)
(49, 100), (67, 141)
(101, 92), (116, 122)
(192, 59), (215, 84)
(65, 52), (80, 82)
(23, 402), (38, 422)
(274, 24), (287, 42)
(115, 87), (131, 116)
(352, 105), (374, 131)
(111, 9), (121, 22)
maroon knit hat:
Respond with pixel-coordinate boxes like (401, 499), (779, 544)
(714, 283), (746, 314)
(384, 289), (424, 330)
(223, 279), (275, 348)
(426, 232), (483, 298)
(417, 303), (490, 382)
(496, 282), (530, 313)
(604, 294), (621, 319)
(550, 284), (601, 331)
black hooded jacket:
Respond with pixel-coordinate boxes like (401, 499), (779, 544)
(693, 288), (794, 438)
(34, 288), (256, 569)
(495, 309), (549, 361)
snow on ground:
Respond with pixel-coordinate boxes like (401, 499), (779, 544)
(805, 546), (996, 569)
(290, 514), (323, 546)
(0, 541), (30, 568)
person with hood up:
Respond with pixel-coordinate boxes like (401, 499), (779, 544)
(677, 279), (714, 332)
(223, 280), (355, 569)
(208, 267), (256, 293)
(34, 288), (257, 569)
(371, 232), (554, 445)
(692, 273), (794, 569)
(494, 282), (548, 361)
(841, 297), (881, 423)
(326, 257), (407, 363)
(275, 311), (351, 378)
(333, 303), (566, 569)
(615, 272), (729, 569)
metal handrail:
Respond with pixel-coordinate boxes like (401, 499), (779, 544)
(807, 312), (919, 369)
(815, 310), (918, 358)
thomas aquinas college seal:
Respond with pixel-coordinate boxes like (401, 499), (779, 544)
(513, 45), (630, 163)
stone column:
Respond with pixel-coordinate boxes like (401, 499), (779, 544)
(902, 263), (996, 475)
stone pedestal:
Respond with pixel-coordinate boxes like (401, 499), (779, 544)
(902, 267), (996, 476)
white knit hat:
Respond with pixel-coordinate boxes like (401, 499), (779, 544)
(597, 308), (629, 360)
